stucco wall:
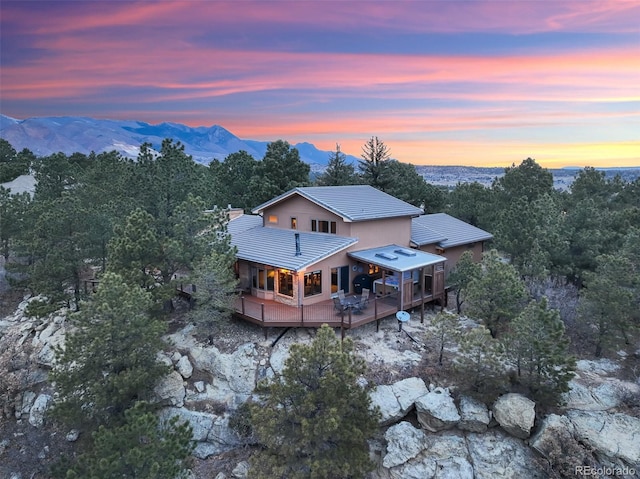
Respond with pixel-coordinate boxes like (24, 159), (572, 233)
(262, 195), (344, 233)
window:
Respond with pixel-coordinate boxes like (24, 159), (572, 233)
(290, 217), (297, 229)
(252, 267), (275, 291)
(311, 219), (337, 234)
(268, 215), (278, 224)
(278, 270), (294, 297)
(304, 270), (322, 297)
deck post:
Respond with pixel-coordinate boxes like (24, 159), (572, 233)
(300, 304), (304, 327)
(261, 303), (266, 340)
(348, 308), (352, 329)
(241, 296), (245, 315)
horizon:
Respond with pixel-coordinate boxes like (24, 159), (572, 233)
(1, 1), (638, 169)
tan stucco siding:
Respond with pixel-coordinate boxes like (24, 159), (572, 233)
(262, 195), (344, 233)
(418, 243), (484, 277)
(347, 217), (412, 249)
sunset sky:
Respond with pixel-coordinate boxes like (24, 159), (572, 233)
(1, 0), (639, 167)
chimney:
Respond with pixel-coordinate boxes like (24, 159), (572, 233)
(295, 233), (301, 256)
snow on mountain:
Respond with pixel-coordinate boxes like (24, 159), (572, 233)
(0, 115), (358, 167)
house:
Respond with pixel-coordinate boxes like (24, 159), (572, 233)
(411, 213), (493, 277)
(228, 185), (491, 333)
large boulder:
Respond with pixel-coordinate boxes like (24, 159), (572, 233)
(176, 355), (194, 379)
(387, 432), (473, 479)
(28, 393), (51, 428)
(370, 377), (429, 425)
(567, 410), (640, 467)
(466, 430), (547, 478)
(492, 393), (535, 439)
(414, 387), (460, 432)
(370, 385), (402, 426)
(457, 395), (491, 433)
(392, 377), (429, 414)
(154, 370), (186, 407)
(383, 421), (427, 468)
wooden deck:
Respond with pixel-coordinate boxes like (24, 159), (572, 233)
(233, 290), (443, 336)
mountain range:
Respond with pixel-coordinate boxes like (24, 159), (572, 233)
(0, 115), (358, 169)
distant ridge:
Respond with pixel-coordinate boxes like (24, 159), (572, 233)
(0, 114), (359, 169)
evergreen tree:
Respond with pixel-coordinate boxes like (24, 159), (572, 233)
(383, 160), (428, 207)
(316, 144), (358, 186)
(454, 326), (508, 404)
(465, 250), (528, 337)
(0, 187), (30, 262)
(0, 139), (33, 182)
(578, 251), (638, 357)
(60, 402), (194, 479)
(445, 181), (493, 229)
(188, 248), (239, 329)
(208, 150), (259, 209)
(358, 136), (391, 191)
(430, 312), (461, 366)
(446, 250), (481, 314)
(505, 298), (575, 407)
(51, 273), (169, 428)
(250, 140), (310, 205)
(249, 324), (380, 479)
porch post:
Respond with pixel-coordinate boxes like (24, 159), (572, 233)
(420, 267), (425, 324)
(241, 296), (245, 315)
(261, 303), (267, 340)
(300, 304), (304, 327)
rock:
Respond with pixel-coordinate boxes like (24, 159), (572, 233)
(567, 410), (640, 466)
(383, 421), (427, 468)
(231, 461), (250, 478)
(193, 442), (218, 460)
(467, 429), (547, 478)
(156, 352), (173, 367)
(492, 393), (535, 439)
(171, 351), (182, 362)
(388, 432), (473, 479)
(392, 377), (429, 414)
(414, 387), (460, 432)
(176, 355), (193, 379)
(36, 326), (65, 366)
(194, 381), (206, 393)
(28, 393), (51, 427)
(158, 407), (214, 442)
(370, 385), (402, 426)
(457, 395), (491, 433)
(65, 429), (80, 442)
(563, 378), (640, 411)
(18, 391), (37, 419)
(154, 370), (186, 407)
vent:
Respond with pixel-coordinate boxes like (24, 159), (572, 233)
(376, 252), (398, 261)
(394, 248), (417, 257)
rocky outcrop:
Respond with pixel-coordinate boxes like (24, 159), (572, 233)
(154, 370), (186, 407)
(492, 393), (535, 439)
(379, 421), (545, 479)
(414, 387), (460, 432)
(567, 410), (640, 467)
(458, 395), (491, 433)
(28, 393), (51, 428)
(370, 377), (429, 425)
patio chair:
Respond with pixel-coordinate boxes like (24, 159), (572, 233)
(337, 290), (346, 302)
(361, 288), (370, 306)
(333, 297), (347, 314)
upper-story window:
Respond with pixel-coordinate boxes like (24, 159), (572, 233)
(290, 217), (297, 229)
(267, 215), (278, 224)
(311, 219), (337, 234)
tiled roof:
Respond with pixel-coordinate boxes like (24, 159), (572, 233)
(411, 213), (493, 248)
(252, 185), (423, 222)
(229, 215), (357, 272)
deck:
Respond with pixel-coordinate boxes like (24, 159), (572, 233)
(233, 290), (443, 337)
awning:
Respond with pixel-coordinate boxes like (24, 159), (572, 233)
(347, 244), (446, 272)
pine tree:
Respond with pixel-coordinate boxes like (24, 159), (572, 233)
(454, 326), (508, 404)
(446, 250), (481, 314)
(505, 298), (575, 407)
(358, 136), (391, 191)
(316, 144), (357, 186)
(430, 311), (461, 366)
(61, 402), (194, 479)
(51, 273), (169, 428)
(249, 325), (380, 479)
(466, 249), (528, 337)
